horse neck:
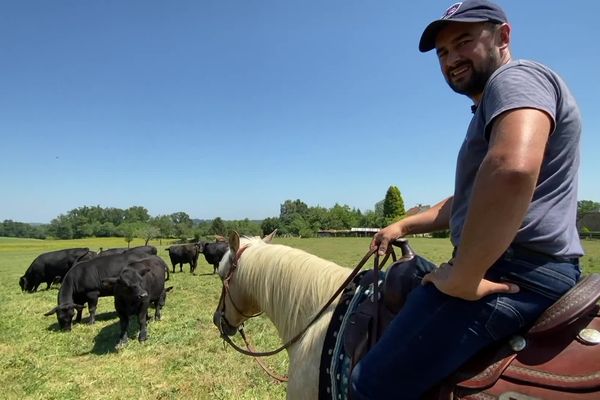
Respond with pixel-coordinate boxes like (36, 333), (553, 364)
(238, 244), (351, 342)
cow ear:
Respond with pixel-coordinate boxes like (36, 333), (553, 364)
(263, 229), (277, 243)
(101, 277), (118, 289)
(44, 307), (58, 316)
(228, 231), (240, 254)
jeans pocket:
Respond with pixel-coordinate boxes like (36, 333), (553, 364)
(484, 296), (525, 341)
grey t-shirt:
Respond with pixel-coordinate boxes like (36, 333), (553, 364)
(450, 59), (584, 258)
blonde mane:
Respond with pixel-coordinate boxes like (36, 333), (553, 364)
(232, 236), (351, 341)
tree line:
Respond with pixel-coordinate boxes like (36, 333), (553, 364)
(0, 186), (408, 241)
(3, 191), (598, 241)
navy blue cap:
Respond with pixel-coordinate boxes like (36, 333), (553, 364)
(419, 0), (508, 52)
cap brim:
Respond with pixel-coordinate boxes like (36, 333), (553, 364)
(418, 17), (490, 53)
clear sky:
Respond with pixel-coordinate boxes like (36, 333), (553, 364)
(1, 1), (598, 223)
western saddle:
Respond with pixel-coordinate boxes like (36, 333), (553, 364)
(343, 240), (600, 399)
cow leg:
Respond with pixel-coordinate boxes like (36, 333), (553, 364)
(179, 263), (183, 273)
(213, 263), (218, 274)
(86, 293), (100, 324)
(171, 263), (176, 274)
(75, 306), (83, 323)
(138, 306), (149, 342)
(155, 291), (167, 321)
(116, 315), (129, 349)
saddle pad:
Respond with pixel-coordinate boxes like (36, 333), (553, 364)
(318, 270), (382, 400)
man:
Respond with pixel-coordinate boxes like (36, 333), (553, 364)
(350, 1), (583, 398)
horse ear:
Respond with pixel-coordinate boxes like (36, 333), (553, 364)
(263, 229), (277, 243)
(228, 231), (240, 253)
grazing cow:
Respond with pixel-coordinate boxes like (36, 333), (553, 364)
(43, 251), (150, 331)
(199, 241), (229, 274)
(102, 256), (173, 348)
(166, 243), (201, 273)
(19, 248), (97, 292)
(98, 245), (157, 257)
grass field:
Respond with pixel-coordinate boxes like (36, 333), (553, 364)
(1, 236), (598, 400)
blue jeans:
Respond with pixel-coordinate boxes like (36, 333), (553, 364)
(349, 248), (581, 400)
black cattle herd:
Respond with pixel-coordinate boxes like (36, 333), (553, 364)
(19, 241), (229, 349)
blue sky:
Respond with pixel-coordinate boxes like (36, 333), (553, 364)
(1, 1), (598, 223)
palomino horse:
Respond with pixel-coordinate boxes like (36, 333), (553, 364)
(213, 232), (600, 399)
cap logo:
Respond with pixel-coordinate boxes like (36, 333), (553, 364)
(442, 2), (463, 19)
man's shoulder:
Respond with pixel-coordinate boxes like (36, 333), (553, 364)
(490, 59), (555, 82)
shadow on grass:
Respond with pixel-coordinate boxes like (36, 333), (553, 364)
(87, 321), (121, 355)
(44, 311), (119, 332)
(85, 318), (150, 355)
(195, 272), (216, 277)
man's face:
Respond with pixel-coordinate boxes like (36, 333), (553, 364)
(435, 22), (503, 98)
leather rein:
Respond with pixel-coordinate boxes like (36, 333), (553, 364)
(216, 243), (398, 382)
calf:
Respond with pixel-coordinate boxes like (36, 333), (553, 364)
(44, 251), (149, 331)
(166, 243), (200, 273)
(20, 248), (96, 292)
(200, 241), (229, 274)
(102, 256), (172, 348)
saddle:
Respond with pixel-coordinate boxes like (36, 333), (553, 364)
(343, 240), (600, 399)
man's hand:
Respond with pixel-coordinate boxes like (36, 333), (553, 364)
(422, 263), (519, 301)
(370, 223), (403, 256)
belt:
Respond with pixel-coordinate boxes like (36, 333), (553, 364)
(452, 245), (579, 265)
(505, 245), (579, 264)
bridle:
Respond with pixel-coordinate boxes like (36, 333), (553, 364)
(215, 241), (399, 382)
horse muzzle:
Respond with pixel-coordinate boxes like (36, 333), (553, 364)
(213, 311), (238, 337)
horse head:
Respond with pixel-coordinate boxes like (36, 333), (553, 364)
(213, 230), (276, 337)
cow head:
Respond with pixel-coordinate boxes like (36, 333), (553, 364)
(19, 276), (27, 292)
(44, 303), (85, 331)
(102, 265), (150, 301)
(19, 276), (37, 293)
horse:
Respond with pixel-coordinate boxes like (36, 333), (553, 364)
(213, 232), (600, 399)
(214, 231), (351, 399)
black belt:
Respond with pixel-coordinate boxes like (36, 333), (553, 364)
(452, 245), (579, 265)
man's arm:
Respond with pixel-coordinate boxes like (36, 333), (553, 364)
(423, 107), (552, 300)
(371, 196), (453, 255)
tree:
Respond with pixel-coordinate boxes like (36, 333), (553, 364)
(124, 206), (150, 224)
(119, 223), (138, 247)
(210, 217), (226, 236)
(578, 200), (600, 219)
(136, 225), (161, 245)
(49, 215), (73, 239)
(383, 186), (406, 224)
(261, 217), (281, 236)
(151, 215), (175, 238)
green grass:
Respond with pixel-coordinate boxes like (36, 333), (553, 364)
(0, 236), (598, 399)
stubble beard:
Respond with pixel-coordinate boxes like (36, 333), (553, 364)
(447, 50), (501, 98)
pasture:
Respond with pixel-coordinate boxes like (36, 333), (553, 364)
(1, 236), (598, 400)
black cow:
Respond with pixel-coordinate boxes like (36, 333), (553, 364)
(19, 248), (97, 292)
(199, 241), (229, 274)
(43, 251), (150, 331)
(102, 256), (173, 348)
(98, 245), (157, 257)
(166, 243), (201, 273)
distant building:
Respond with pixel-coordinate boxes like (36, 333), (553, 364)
(317, 228), (379, 238)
